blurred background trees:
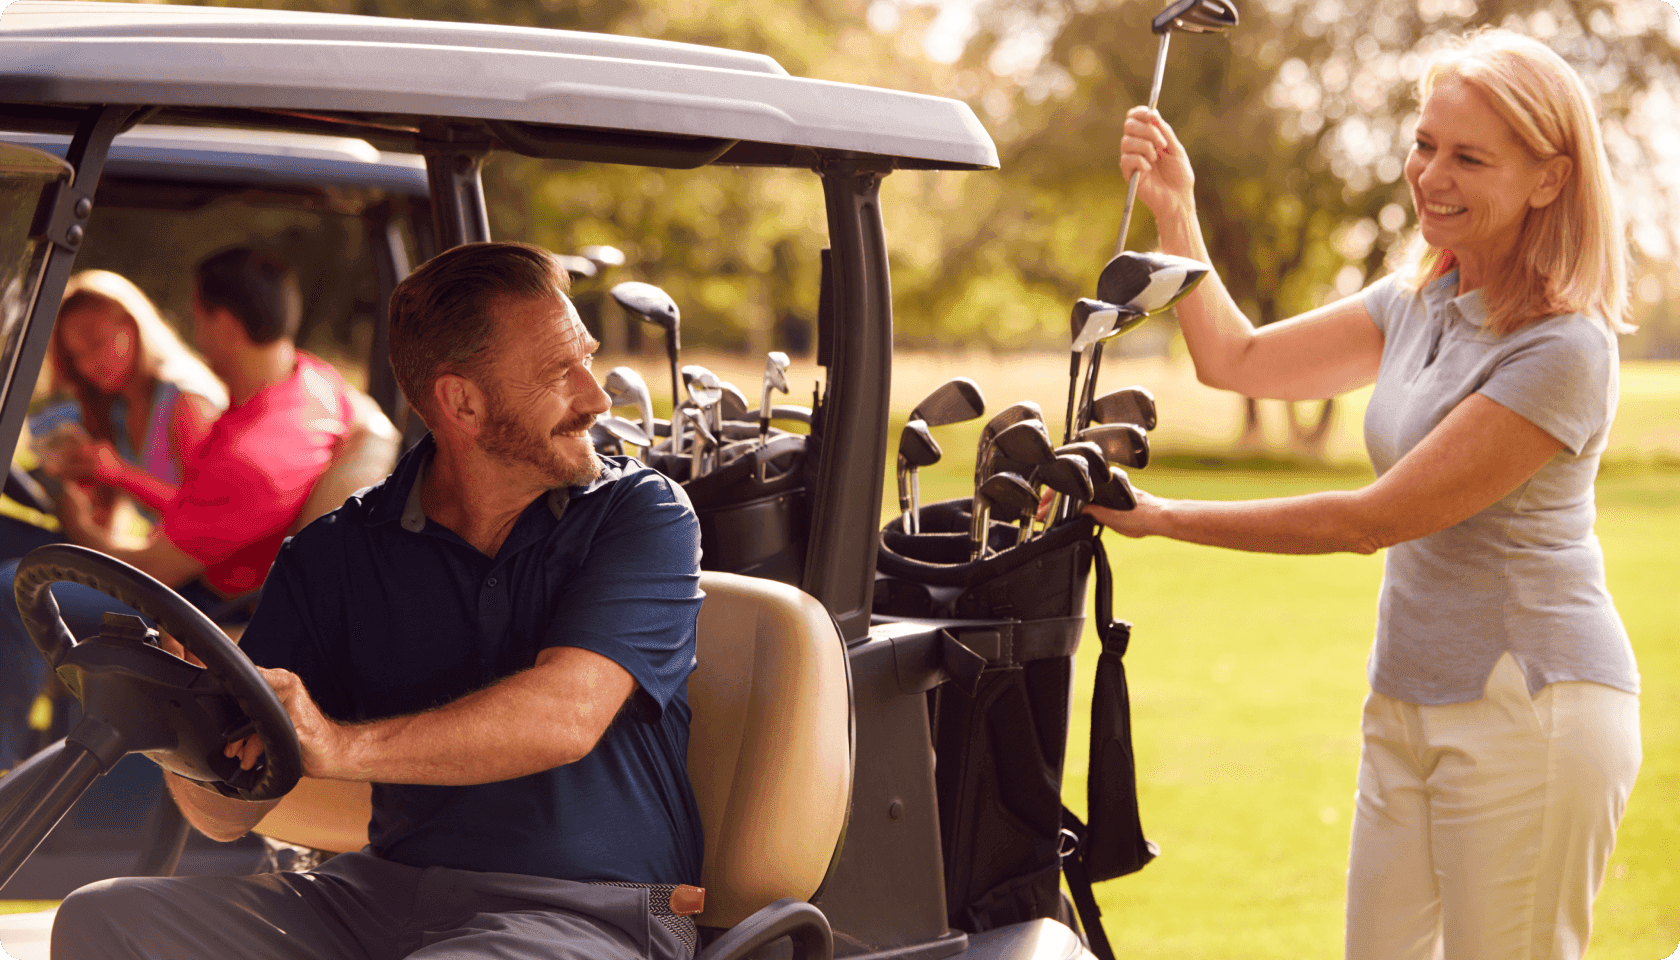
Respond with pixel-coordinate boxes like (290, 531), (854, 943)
(118, 0), (1680, 415)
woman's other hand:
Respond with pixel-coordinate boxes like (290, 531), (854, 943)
(1120, 106), (1197, 226)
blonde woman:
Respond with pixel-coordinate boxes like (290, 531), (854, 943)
(44, 270), (228, 517)
(1095, 29), (1637, 959)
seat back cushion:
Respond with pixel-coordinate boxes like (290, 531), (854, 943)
(688, 571), (852, 928)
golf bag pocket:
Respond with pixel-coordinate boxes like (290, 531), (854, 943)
(681, 435), (810, 586)
(874, 498), (1099, 933)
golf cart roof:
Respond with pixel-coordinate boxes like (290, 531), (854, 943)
(1, 125), (429, 201)
(0, 1), (999, 172)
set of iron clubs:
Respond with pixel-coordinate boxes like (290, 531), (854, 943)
(898, 249), (1212, 559)
(593, 281), (811, 482)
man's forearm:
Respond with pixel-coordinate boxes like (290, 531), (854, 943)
(164, 771), (279, 843)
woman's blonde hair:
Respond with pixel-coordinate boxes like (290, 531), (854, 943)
(1400, 28), (1629, 335)
(52, 271), (226, 444)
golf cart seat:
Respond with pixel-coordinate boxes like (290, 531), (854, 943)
(256, 570), (852, 960)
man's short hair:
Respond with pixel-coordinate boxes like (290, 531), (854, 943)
(193, 247), (302, 345)
(387, 242), (572, 423)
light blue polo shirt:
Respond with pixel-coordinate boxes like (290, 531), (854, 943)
(1360, 270), (1638, 704)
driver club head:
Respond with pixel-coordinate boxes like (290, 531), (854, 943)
(611, 281), (681, 339)
(1096, 251), (1211, 316)
(1069, 299), (1127, 353)
(1079, 422), (1152, 470)
(1152, 0), (1239, 34)
(1089, 386), (1159, 432)
(910, 377), (986, 428)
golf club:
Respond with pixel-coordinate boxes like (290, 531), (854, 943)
(1065, 298), (1119, 445)
(555, 255), (597, 282)
(685, 407), (717, 481)
(986, 419), (1057, 543)
(685, 370), (723, 475)
(759, 351), (791, 445)
(1114, 0), (1239, 256)
(1033, 455), (1096, 517)
(1088, 385), (1159, 431)
(1078, 251), (1209, 432)
(896, 419), (942, 536)
(604, 366), (656, 439)
(1079, 422), (1151, 469)
(610, 280), (682, 410)
(974, 401), (1044, 495)
(718, 381), (750, 430)
(910, 377), (986, 428)
(597, 414), (653, 452)
(973, 472), (1038, 559)
(1092, 465), (1140, 511)
(1051, 440), (1110, 524)
(580, 244), (626, 271)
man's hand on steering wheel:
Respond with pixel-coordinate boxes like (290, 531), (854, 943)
(224, 666), (347, 781)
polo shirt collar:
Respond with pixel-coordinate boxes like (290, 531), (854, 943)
(1422, 268), (1487, 330)
(377, 433), (621, 533)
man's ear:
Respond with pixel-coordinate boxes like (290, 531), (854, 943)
(430, 373), (490, 441)
(1529, 154), (1573, 209)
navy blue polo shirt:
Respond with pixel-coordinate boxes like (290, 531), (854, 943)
(239, 435), (704, 884)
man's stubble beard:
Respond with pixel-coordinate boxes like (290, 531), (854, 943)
(479, 391), (602, 489)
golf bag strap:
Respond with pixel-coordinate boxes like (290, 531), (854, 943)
(945, 615), (1085, 668)
(1059, 808), (1117, 960)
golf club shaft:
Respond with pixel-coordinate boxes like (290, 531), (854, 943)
(1114, 31), (1173, 258)
(909, 469), (921, 536)
(1063, 350), (1082, 446)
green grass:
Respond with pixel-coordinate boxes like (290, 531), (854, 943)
(900, 460), (1680, 959)
(882, 357), (1680, 958)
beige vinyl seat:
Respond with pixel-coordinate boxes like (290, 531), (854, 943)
(291, 386), (401, 535)
(257, 570), (854, 960)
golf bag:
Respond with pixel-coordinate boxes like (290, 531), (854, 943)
(875, 499), (1154, 954)
(635, 435), (812, 587)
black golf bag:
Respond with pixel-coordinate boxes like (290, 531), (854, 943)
(634, 434), (813, 587)
(875, 498), (1155, 958)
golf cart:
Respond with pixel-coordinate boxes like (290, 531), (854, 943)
(0, 3), (1140, 958)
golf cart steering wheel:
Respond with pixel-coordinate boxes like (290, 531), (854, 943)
(13, 544), (302, 802)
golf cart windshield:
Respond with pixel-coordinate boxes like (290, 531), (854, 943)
(0, 144), (72, 417)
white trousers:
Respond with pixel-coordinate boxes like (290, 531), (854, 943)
(1345, 653), (1640, 960)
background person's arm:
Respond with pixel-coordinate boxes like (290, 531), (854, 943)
(58, 482), (206, 586)
(1120, 106), (1385, 400)
(1087, 393), (1564, 554)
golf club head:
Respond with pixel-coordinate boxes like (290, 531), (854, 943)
(1093, 465), (1139, 511)
(1079, 422), (1151, 469)
(1152, 0), (1238, 34)
(589, 422), (621, 456)
(1096, 251), (1211, 316)
(604, 366), (655, 433)
(554, 255), (597, 281)
(1053, 441), (1108, 481)
(977, 400), (1046, 486)
(580, 244), (626, 269)
(992, 419), (1055, 467)
(1033, 455), (1096, 502)
(718, 382), (750, 422)
(898, 419), (943, 470)
(610, 281), (681, 340)
(910, 377), (986, 428)
(1069, 299), (1126, 353)
(763, 352), (791, 395)
(597, 415), (652, 449)
(683, 366), (722, 407)
(1088, 386), (1159, 431)
(978, 472), (1038, 524)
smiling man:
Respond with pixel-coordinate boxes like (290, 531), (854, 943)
(53, 242), (708, 960)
